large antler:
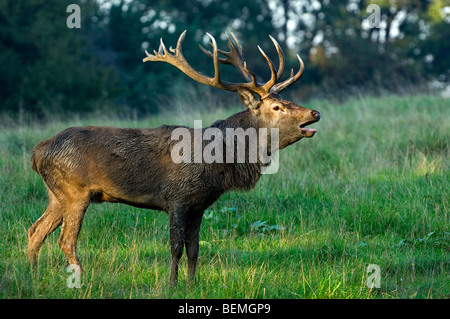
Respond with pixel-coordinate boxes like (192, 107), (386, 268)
(143, 30), (304, 98)
(200, 31), (287, 89)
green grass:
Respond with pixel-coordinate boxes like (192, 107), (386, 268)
(0, 94), (448, 298)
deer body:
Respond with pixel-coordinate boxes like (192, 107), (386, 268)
(31, 111), (264, 212)
(28, 31), (320, 285)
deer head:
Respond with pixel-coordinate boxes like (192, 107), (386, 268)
(143, 30), (320, 150)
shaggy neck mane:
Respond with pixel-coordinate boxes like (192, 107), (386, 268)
(209, 109), (269, 192)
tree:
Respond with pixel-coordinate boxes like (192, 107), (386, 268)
(0, 0), (121, 116)
(1, 0), (447, 116)
(270, 0), (448, 98)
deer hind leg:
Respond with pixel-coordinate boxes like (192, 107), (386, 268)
(27, 188), (63, 264)
(57, 194), (90, 270)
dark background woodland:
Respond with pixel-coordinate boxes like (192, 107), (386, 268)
(1, 0), (449, 117)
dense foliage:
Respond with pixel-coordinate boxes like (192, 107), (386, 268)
(1, 0), (448, 116)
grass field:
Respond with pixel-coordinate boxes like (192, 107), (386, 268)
(0, 94), (448, 299)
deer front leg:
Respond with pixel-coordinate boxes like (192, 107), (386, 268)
(58, 199), (89, 270)
(168, 208), (187, 286)
(185, 212), (203, 283)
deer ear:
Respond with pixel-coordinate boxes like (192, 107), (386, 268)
(238, 88), (262, 110)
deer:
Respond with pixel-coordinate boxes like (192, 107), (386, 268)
(27, 30), (320, 286)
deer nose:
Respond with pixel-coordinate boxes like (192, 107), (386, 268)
(311, 110), (321, 120)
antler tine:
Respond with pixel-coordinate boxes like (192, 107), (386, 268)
(175, 30), (187, 56)
(257, 45), (278, 96)
(205, 32), (221, 86)
(144, 49), (155, 60)
(228, 29), (243, 56)
(270, 54), (304, 94)
(269, 35), (285, 81)
(158, 38), (166, 55)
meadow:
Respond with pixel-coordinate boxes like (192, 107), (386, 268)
(0, 94), (448, 299)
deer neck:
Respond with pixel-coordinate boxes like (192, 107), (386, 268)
(221, 109), (277, 157)
(208, 109), (274, 192)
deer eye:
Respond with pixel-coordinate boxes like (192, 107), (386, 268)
(273, 106), (280, 111)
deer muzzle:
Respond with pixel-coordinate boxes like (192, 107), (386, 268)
(299, 110), (320, 137)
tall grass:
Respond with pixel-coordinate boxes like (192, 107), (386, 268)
(0, 94), (448, 298)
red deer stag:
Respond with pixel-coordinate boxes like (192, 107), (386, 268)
(27, 30), (320, 286)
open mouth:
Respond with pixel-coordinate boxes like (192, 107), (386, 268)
(299, 120), (318, 136)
